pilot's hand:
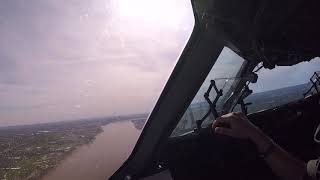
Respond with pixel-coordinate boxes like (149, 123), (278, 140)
(212, 112), (258, 139)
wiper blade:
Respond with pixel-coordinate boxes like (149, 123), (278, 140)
(195, 80), (223, 131)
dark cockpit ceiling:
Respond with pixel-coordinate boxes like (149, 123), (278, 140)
(194, 0), (320, 68)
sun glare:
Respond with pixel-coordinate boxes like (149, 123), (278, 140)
(112, 0), (192, 28)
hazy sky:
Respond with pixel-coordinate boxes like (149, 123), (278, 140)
(0, 0), (194, 126)
(250, 59), (320, 93)
(0, 0), (319, 126)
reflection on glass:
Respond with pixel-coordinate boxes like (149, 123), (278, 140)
(171, 47), (246, 137)
(247, 60), (320, 113)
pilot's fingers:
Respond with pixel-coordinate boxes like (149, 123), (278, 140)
(215, 127), (234, 137)
(212, 117), (228, 129)
(233, 112), (243, 117)
(222, 112), (246, 123)
(225, 112), (242, 119)
(233, 112), (248, 119)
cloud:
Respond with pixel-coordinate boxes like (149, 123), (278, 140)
(3, 0), (318, 127)
(0, 0), (194, 126)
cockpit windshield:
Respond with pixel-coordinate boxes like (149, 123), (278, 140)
(171, 47), (246, 137)
(171, 46), (320, 137)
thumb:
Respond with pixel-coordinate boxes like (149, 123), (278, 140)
(214, 127), (234, 137)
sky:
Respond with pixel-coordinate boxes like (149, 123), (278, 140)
(0, 0), (320, 127)
(250, 59), (320, 93)
(0, 0), (194, 126)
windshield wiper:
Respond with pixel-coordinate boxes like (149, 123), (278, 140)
(231, 84), (253, 115)
(195, 80), (223, 131)
(304, 72), (320, 97)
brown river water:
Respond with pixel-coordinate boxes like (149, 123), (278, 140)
(41, 121), (141, 180)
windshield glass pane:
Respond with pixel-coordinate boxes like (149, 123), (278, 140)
(246, 59), (320, 113)
(171, 47), (246, 137)
(0, 0), (194, 179)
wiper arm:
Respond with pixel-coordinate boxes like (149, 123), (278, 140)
(304, 72), (320, 97)
(231, 84), (253, 115)
(196, 80), (223, 131)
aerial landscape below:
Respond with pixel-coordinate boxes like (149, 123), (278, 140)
(0, 83), (314, 180)
(0, 115), (147, 180)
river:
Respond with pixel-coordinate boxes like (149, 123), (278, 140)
(41, 121), (141, 180)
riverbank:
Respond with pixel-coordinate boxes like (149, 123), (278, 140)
(41, 121), (141, 180)
(0, 121), (106, 180)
